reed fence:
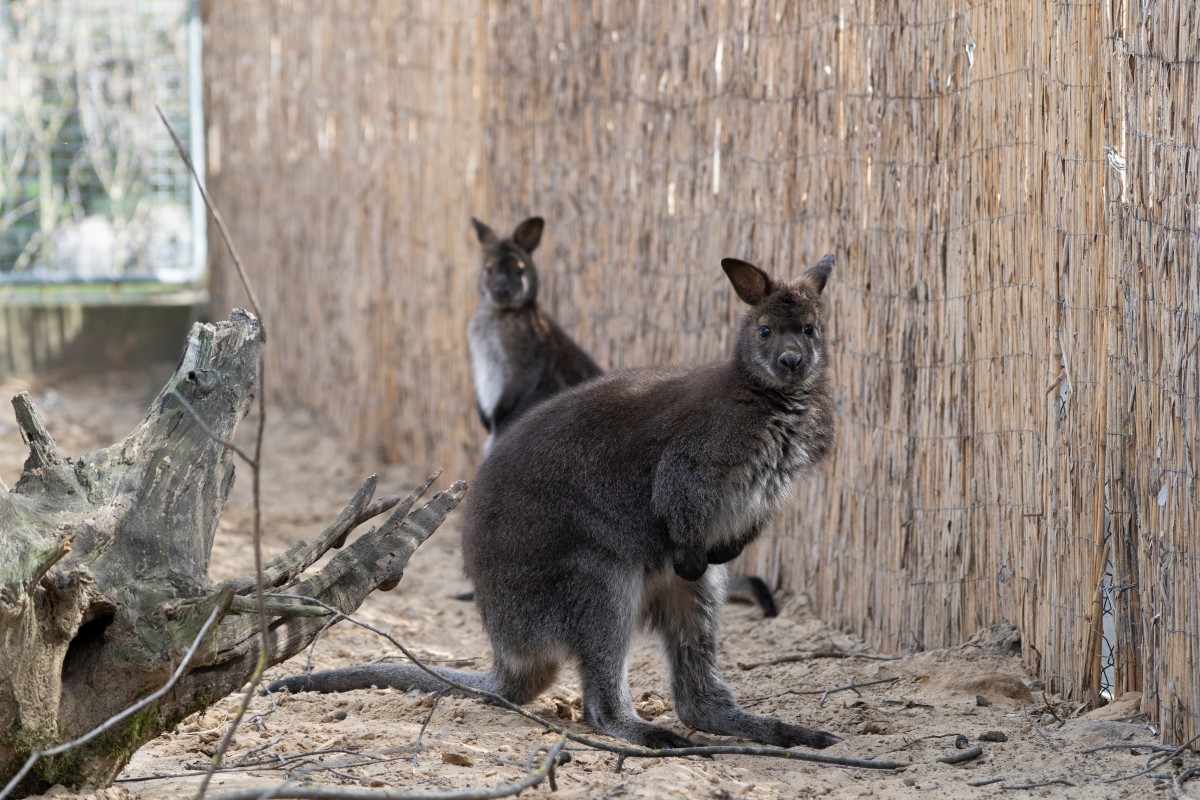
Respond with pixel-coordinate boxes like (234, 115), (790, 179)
(203, 0), (1199, 745)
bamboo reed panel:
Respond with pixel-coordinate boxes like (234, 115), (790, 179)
(1107, 0), (1200, 746)
(201, 0), (486, 479)
(203, 0), (1199, 745)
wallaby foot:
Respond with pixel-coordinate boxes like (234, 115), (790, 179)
(579, 672), (694, 749)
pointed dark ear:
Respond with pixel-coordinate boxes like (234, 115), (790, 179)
(471, 217), (498, 246)
(512, 217), (545, 253)
(803, 253), (835, 294)
(721, 258), (773, 305)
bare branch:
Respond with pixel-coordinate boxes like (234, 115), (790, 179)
(156, 105), (265, 333)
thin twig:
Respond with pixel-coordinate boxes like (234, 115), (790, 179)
(743, 676), (901, 707)
(1173, 765), (1200, 799)
(268, 594), (909, 771)
(231, 737), (288, 767)
(737, 650), (900, 670)
(1101, 732), (1200, 783)
(287, 753), (411, 780)
(1001, 777), (1077, 790)
(155, 104), (264, 327)
(966, 776), (1007, 787)
(1078, 742), (1174, 755)
(412, 691), (448, 766)
(1023, 706), (1062, 752)
(0, 604), (224, 800)
(872, 732), (964, 758)
(1040, 689), (1065, 723)
(203, 735), (567, 800)
(302, 602), (348, 676)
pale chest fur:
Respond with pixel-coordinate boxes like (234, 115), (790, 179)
(708, 401), (827, 545)
(468, 308), (513, 422)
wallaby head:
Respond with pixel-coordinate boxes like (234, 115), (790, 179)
(471, 216), (544, 310)
(722, 254), (834, 393)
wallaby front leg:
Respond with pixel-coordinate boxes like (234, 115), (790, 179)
(653, 453), (720, 581)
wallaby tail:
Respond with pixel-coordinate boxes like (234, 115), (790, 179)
(267, 663), (499, 697)
(727, 575), (779, 617)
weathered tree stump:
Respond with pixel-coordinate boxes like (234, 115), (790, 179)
(0, 310), (465, 797)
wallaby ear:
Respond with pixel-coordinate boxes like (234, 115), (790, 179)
(721, 258), (773, 305)
(511, 217), (545, 253)
(471, 217), (498, 246)
(803, 253), (835, 294)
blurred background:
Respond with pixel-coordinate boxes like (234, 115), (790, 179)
(1, 0), (1197, 748)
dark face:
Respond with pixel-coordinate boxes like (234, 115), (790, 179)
(479, 241), (539, 310)
(471, 216), (544, 311)
(738, 282), (827, 390)
(722, 255), (833, 392)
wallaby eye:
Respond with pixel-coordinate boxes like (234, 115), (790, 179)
(758, 325), (771, 340)
(803, 324), (816, 336)
(484, 267), (493, 275)
(515, 265), (525, 277)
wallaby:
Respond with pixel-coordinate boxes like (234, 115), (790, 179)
(272, 255), (839, 750)
(464, 215), (779, 617)
(467, 216), (601, 455)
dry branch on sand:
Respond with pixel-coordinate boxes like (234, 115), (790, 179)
(0, 310), (464, 798)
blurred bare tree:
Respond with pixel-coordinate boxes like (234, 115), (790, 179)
(0, 0), (195, 283)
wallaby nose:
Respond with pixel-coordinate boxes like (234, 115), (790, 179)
(778, 352), (803, 372)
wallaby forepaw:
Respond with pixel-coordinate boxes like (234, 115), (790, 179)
(672, 548), (708, 581)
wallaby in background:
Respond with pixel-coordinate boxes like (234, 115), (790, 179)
(464, 215), (780, 617)
(467, 216), (601, 455)
(272, 254), (840, 750)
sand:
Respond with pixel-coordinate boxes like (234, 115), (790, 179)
(3, 362), (1195, 800)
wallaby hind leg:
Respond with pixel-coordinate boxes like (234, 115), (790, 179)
(570, 586), (696, 749)
(645, 568), (840, 750)
(487, 645), (561, 705)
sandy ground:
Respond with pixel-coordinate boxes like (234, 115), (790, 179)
(3, 361), (1198, 800)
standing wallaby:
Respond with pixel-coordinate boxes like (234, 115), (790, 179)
(467, 216), (601, 454)
(465, 215), (780, 617)
(271, 254), (839, 750)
